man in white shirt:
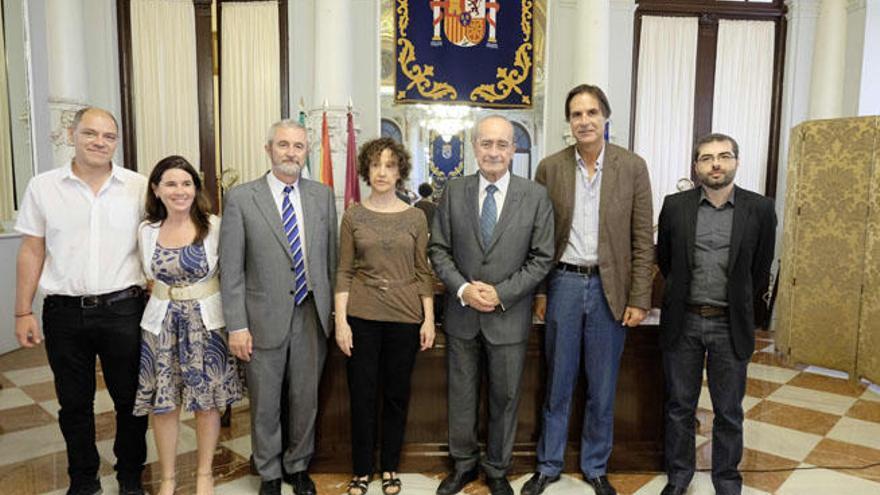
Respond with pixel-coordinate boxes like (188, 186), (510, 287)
(14, 107), (149, 495)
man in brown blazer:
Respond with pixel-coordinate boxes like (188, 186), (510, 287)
(522, 85), (654, 495)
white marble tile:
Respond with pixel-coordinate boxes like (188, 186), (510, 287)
(743, 419), (822, 461)
(746, 363), (800, 384)
(0, 386), (36, 410)
(776, 466), (880, 495)
(632, 473), (770, 495)
(767, 385), (857, 416)
(214, 475), (264, 495)
(697, 387), (761, 413)
(39, 388), (116, 419)
(4, 365), (54, 387)
(861, 384), (880, 402)
(827, 416), (880, 451)
(221, 434), (253, 460)
(0, 423), (66, 465)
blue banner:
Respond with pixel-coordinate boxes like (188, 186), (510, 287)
(395, 1), (534, 108)
(429, 131), (465, 196)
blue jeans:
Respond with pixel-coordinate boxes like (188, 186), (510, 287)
(663, 312), (748, 495)
(536, 269), (627, 478)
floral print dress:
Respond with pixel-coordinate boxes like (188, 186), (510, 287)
(134, 242), (242, 415)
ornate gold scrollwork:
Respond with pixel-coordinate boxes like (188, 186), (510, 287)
(397, 38), (458, 101)
(469, 43), (532, 105)
(396, 0), (409, 37)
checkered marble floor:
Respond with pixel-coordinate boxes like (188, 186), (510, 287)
(1, 331), (879, 494)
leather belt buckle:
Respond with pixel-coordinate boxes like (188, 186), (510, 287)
(80, 295), (100, 309)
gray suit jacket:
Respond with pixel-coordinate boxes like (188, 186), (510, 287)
(220, 174), (338, 349)
(429, 173), (555, 345)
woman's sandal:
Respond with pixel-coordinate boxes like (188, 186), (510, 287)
(347, 476), (370, 495)
(381, 472), (402, 495)
(157, 476), (176, 495)
(195, 471), (214, 494)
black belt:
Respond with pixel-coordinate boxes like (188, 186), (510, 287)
(47, 286), (144, 309)
(556, 262), (599, 277)
(686, 304), (728, 318)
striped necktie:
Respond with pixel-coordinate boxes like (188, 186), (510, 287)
(282, 185), (309, 305)
(480, 184), (498, 248)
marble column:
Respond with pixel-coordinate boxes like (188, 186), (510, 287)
(574, 0), (610, 90)
(46, 0), (88, 167)
(809, 0), (848, 119)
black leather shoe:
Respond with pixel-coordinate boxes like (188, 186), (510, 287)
(660, 483), (687, 495)
(118, 478), (144, 495)
(520, 472), (560, 495)
(259, 478), (282, 495)
(289, 471), (317, 495)
(486, 476), (513, 495)
(65, 479), (102, 495)
(585, 475), (617, 495)
(436, 468), (479, 495)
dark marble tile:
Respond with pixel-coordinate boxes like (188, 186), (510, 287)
(805, 438), (880, 483)
(740, 447), (800, 494)
(745, 400), (840, 436)
(846, 399), (880, 424)
(0, 345), (49, 372)
(20, 381), (57, 403)
(0, 404), (55, 435)
(0, 450), (113, 495)
(787, 372), (866, 397)
(746, 377), (784, 399)
(142, 445), (251, 493)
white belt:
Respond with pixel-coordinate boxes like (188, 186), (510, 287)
(151, 276), (220, 301)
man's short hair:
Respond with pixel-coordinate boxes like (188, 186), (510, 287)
(471, 114), (514, 145)
(266, 119), (307, 146)
(70, 106), (119, 132)
(692, 133), (739, 163)
(418, 182), (433, 198)
(564, 84), (612, 121)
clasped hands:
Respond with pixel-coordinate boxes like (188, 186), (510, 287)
(463, 281), (500, 312)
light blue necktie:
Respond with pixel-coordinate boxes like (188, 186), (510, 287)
(480, 184), (498, 248)
(282, 186), (309, 305)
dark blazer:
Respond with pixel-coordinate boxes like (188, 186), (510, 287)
(657, 186), (776, 359)
(428, 173), (555, 345)
(535, 143), (654, 318)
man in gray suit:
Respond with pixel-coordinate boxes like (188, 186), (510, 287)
(220, 120), (337, 495)
(429, 115), (555, 495)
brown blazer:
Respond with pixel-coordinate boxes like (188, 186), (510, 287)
(535, 143), (654, 319)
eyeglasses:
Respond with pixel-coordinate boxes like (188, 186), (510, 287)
(696, 153), (736, 165)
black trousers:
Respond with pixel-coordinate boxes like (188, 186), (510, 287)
(663, 312), (749, 495)
(42, 293), (148, 486)
(346, 316), (421, 476)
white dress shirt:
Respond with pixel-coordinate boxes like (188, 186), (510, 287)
(560, 145), (605, 267)
(15, 163), (148, 296)
(457, 170), (511, 304)
(266, 172), (310, 281)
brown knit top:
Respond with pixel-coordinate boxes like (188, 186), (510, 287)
(335, 204), (433, 323)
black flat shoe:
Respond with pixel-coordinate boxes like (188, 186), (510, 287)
(660, 483), (688, 495)
(486, 476), (513, 495)
(520, 472), (560, 495)
(436, 468), (479, 495)
(259, 478), (282, 495)
(585, 475), (617, 495)
(289, 471), (317, 495)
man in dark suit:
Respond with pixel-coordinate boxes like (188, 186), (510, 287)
(656, 133), (776, 495)
(220, 120), (338, 495)
(523, 85), (653, 495)
(429, 115), (555, 495)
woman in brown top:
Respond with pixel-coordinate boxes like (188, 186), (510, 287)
(335, 137), (436, 495)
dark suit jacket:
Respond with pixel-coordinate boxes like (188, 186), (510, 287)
(657, 186), (776, 360)
(535, 143), (654, 318)
(428, 173), (555, 345)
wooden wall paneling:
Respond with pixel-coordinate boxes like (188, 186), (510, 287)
(692, 13), (718, 183)
(194, 0), (219, 211)
(116, 0), (137, 171)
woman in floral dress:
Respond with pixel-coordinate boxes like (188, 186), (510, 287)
(134, 156), (242, 495)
